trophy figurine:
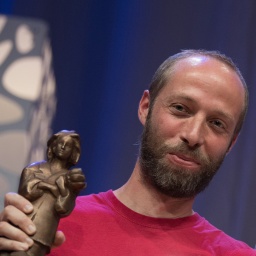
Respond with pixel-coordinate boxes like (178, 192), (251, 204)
(5, 130), (86, 256)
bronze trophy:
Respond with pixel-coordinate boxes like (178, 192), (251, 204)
(3, 130), (86, 256)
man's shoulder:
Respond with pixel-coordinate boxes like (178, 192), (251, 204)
(198, 216), (255, 253)
(73, 190), (113, 213)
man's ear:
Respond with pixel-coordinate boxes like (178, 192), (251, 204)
(226, 133), (239, 154)
(138, 90), (150, 126)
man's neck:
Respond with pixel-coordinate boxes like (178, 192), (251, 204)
(114, 160), (195, 219)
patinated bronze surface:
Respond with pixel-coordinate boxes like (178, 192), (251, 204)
(3, 130), (86, 256)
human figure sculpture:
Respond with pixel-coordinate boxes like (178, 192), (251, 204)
(5, 130), (86, 256)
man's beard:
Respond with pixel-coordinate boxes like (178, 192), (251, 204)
(139, 117), (226, 198)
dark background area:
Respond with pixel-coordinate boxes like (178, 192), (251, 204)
(1, 0), (256, 247)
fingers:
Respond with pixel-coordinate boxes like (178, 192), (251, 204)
(0, 221), (33, 251)
(4, 193), (33, 214)
(52, 230), (66, 248)
(1, 205), (36, 235)
(2, 193), (35, 235)
(0, 193), (35, 251)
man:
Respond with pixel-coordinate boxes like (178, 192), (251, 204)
(0, 50), (255, 255)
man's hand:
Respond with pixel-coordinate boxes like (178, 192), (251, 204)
(52, 230), (66, 248)
(0, 193), (65, 252)
(0, 193), (35, 251)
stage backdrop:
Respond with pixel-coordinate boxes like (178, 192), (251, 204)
(0, 14), (56, 208)
(1, 0), (256, 248)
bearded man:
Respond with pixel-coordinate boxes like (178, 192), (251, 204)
(0, 50), (255, 255)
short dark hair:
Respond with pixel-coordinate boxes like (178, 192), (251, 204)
(148, 49), (249, 135)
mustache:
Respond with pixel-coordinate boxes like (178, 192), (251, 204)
(157, 142), (210, 165)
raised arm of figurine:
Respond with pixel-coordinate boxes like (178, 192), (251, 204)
(0, 193), (65, 252)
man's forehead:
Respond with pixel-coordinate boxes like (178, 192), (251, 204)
(175, 55), (219, 68)
(181, 55), (208, 66)
(171, 56), (239, 84)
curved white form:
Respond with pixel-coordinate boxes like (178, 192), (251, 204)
(0, 15), (7, 34)
(2, 56), (42, 101)
(0, 40), (13, 66)
(0, 94), (24, 125)
(15, 24), (34, 54)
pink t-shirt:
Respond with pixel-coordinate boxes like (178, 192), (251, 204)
(49, 190), (255, 256)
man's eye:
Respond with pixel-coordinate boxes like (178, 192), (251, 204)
(213, 120), (222, 127)
(210, 120), (225, 129)
(169, 104), (191, 117)
(172, 104), (187, 112)
(175, 105), (184, 111)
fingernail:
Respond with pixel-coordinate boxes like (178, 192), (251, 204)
(28, 224), (36, 234)
(19, 243), (29, 251)
(24, 204), (33, 212)
(26, 237), (34, 246)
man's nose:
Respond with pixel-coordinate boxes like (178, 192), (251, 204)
(61, 143), (66, 149)
(179, 117), (205, 148)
